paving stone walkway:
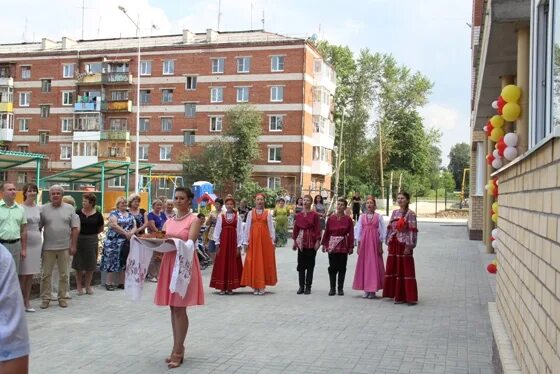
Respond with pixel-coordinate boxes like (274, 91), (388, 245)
(26, 220), (496, 374)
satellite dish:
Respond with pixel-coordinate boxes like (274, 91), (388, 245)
(310, 33), (318, 42)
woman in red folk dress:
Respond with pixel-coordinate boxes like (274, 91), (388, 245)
(209, 197), (244, 295)
(382, 191), (419, 305)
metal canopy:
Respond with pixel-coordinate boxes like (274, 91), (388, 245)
(0, 150), (45, 183)
(39, 160), (153, 185)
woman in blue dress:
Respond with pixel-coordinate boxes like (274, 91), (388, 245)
(100, 197), (136, 290)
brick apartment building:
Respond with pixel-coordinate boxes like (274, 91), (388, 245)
(0, 29), (336, 197)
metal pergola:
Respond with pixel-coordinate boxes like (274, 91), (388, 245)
(0, 149), (45, 183)
(39, 160), (154, 212)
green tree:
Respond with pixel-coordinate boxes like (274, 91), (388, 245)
(447, 142), (470, 190)
(439, 170), (456, 192)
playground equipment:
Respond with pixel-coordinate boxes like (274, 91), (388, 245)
(191, 181), (214, 210)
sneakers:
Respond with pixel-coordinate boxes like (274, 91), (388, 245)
(362, 292), (369, 298)
(58, 299), (68, 308)
(40, 300), (50, 309)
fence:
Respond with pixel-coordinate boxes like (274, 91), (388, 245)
(380, 186), (466, 217)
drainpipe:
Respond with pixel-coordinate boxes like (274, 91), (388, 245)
(300, 43), (307, 197)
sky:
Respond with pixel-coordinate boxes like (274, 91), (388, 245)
(1, 0), (472, 166)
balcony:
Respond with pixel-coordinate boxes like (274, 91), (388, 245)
(102, 72), (132, 85)
(0, 102), (13, 112)
(314, 72), (336, 94)
(75, 72), (102, 85)
(100, 130), (130, 141)
(0, 128), (13, 142)
(98, 149), (130, 162)
(311, 160), (332, 176)
(102, 100), (132, 113)
(0, 77), (14, 87)
(312, 101), (331, 119)
(74, 97), (102, 112)
(73, 131), (100, 141)
(72, 156), (99, 169)
(312, 131), (335, 150)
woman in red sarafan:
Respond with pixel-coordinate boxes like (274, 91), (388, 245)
(209, 197), (244, 295)
(382, 191), (419, 304)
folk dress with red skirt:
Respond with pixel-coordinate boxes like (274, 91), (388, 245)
(209, 212), (244, 292)
(382, 209), (418, 303)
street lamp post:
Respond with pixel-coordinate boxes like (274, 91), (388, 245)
(118, 6), (141, 194)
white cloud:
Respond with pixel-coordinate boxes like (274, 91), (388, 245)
(420, 103), (461, 131)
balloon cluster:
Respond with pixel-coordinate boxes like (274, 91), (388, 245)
(485, 178), (499, 199)
(487, 259), (498, 274)
(489, 228), (499, 250)
(484, 85), (522, 170)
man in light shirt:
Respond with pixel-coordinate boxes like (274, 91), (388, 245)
(0, 182), (27, 274)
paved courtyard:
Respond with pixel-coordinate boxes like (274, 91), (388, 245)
(26, 220), (496, 374)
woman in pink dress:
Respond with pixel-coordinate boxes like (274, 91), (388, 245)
(352, 195), (386, 299)
(154, 187), (204, 369)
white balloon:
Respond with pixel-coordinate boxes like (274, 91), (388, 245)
(503, 146), (518, 161)
(504, 132), (518, 147)
(493, 150), (501, 159)
(492, 158), (503, 169)
(483, 125), (488, 132)
(491, 228), (498, 239)
(492, 240), (499, 249)
(492, 100), (499, 109)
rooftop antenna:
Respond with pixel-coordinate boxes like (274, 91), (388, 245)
(261, 9), (265, 30)
(80, 0), (93, 39)
(97, 16), (102, 38)
(22, 17), (28, 42)
(217, 0), (222, 31)
(250, 2), (253, 29)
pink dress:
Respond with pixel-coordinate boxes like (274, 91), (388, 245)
(352, 213), (386, 292)
(154, 214), (205, 307)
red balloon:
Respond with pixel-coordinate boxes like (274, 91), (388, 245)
(490, 236), (495, 241)
(487, 263), (497, 274)
(497, 96), (506, 110)
(497, 139), (507, 156)
(485, 123), (494, 137)
(486, 154), (495, 165)
(497, 107), (503, 115)
(493, 188), (499, 198)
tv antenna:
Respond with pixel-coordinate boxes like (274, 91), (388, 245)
(217, 0), (222, 30)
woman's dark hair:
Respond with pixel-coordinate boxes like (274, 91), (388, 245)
(296, 197), (303, 205)
(82, 192), (97, 206)
(174, 187), (194, 199)
(215, 198), (224, 206)
(197, 212), (205, 219)
(337, 198), (348, 207)
(398, 191), (410, 210)
(22, 183), (38, 200)
(314, 195), (323, 204)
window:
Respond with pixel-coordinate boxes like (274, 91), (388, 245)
(111, 90), (128, 101)
(163, 60), (174, 75)
(475, 142), (485, 196)
(159, 145), (172, 161)
(61, 118), (73, 133)
(140, 90), (151, 105)
(139, 118), (149, 132)
(60, 145), (72, 160)
(161, 89), (173, 103)
(161, 117), (173, 132)
(73, 141), (98, 157)
(210, 116), (223, 132)
(108, 176), (125, 188)
(109, 118), (127, 131)
(140, 61), (152, 76)
(17, 172), (27, 185)
(18, 119), (29, 132)
(268, 146), (282, 162)
(40, 105), (50, 118)
(211, 58), (225, 73)
(270, 86), (284, 102)
(313, 146), (329, 161)
(39, 132), (49, 145)
(184, 103), (196, 118)
(267, 177), (281, 190)
(185, 76), (197, 90)
(41, 79), (51, 93)
(17, 145), (28, 153)
(183, 131), (195, 145)
(138, 145), (149, 161)
(237, 57), (251, 73)
(314, 59), (323, 73)
(62, 63), (75, 78)
(19, 92), (30, 107)
(271, 56), (285, 72)
(211, 87), (224, 103)
(269, 115), (284, 131)
(84, 62), (102, 73)
(236, 87), (249, 103)
(21, 66), (31, 80)
(62, 91), (74, 106)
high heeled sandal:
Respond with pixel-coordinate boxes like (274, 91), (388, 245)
(167, 352), (184, 369)
(165, 346), (184, 364)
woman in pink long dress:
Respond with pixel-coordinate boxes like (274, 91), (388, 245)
(352, 195), (386, 299)
(154, 187), (203, 369)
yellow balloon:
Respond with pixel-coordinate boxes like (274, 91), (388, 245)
(501, 85), (522, 103)
(490, 127), (505, 142)
(492, 202), (499, 213)
(492, 213), (498, 223)
(490, 115), (505, 128)
(502, 102), (521, 122)
(491, 259), (498, 265)
(487, 183), (495, 194)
